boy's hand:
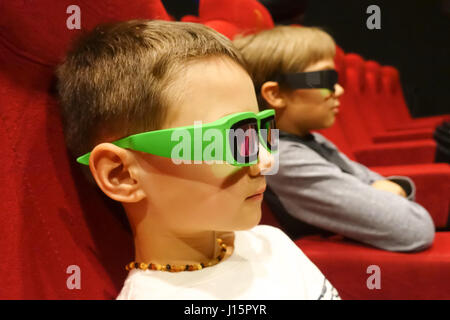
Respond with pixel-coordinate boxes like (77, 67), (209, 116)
(371, 179), (407, 198)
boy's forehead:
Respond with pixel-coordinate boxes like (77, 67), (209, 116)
(162, 57), (258, 128)
(303, 59), (336, 72)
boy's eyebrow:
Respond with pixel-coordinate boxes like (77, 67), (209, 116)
(218, 110), (256, 118)
(220, 111), (237, 117)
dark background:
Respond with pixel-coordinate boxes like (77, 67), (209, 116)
(162, 0), (450, 117)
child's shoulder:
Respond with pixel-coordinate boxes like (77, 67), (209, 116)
(247, 224), (290, 239)
(241, 224), (301, 253)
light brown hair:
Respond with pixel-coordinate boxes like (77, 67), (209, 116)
(56, 19), (246, 172)
(233, 26), (336, 109)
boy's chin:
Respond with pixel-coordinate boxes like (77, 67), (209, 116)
(322, 116), (336, 129)
(232, 208), (262, 231)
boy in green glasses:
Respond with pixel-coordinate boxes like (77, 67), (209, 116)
(234, 26), (434, 252)
(56, 20), (339, 299)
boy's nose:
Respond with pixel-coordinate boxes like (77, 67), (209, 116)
(334, 83), (344, 97)
(249, 143), (274, 176)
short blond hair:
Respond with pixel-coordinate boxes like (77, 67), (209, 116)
(233, 26), (336, 108)
(57, 20), (246, 161)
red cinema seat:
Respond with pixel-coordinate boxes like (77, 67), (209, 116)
(180, 0), (274, 40)
(203, 20), (242, 40)
(180, 15), (202, 23)
(334, 45), (346, 84)
(181, 15), (242, 40)
(198, 0), (274, 36)
(260, 202), (450, 299)
(0, 0), (170, 300)
(296, 232), (450, 299)
(338, 54), (437, 166)
(181, 0), (274, 39)
(363, 61), (435, 143)
(380, 66), (450, 131)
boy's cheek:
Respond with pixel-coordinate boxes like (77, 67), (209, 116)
(320, 88), (333, 97)
(137, 153), (246, 190)
(209, 162), (243, 179)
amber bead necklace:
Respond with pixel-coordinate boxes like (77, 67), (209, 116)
(125, 238), (227, 272)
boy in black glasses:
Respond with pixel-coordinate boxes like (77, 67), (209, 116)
(234, 26), (434, 252)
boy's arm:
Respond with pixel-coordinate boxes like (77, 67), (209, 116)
(266, 142), (435, 252)
(346, 158), (417, 200)
(315, 133), (416, 200)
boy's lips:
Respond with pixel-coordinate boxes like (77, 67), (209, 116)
(246, 184), (267, 199)
(331, 102), (340, 114)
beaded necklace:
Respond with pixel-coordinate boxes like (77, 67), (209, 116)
(125, 238), (227, 272)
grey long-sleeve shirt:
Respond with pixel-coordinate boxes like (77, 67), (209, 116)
(265, 131), (435, 252)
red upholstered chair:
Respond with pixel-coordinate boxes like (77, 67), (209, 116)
(363, 61), (435, 143)
(295, 232), (450, 299)
(334, 46), (346, 87)
(203, 20), (242, 40)
(333, 53), (432, 144)
(181, 15), (242, 40)
(181, 0), (274, 40)
(198, 0), (274, 36)
(180, 15), (202, 23)
(0, 0), (170, 299)
(379, 66), (450, 131)
(260, 202), (450, 299)
(338, 54), (437, 166)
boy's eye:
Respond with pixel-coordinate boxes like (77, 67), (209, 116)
(260, 117), (277, 151)
(239, 127), (258, 157)
(229, 119), (259, 164)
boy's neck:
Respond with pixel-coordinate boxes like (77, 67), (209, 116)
(134, 228), (220, 266)
(125, 205), (233, 267)
(280, 126), (311, 138)
(275, 114), (310, 138)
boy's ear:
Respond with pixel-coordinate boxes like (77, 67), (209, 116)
(89, 143), (146, 203)
(260, 81), (287, 109)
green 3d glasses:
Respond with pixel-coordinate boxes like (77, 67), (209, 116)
(77, 109), (278, 167)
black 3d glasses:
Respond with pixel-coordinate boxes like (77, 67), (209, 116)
(273, 70), (338, 92)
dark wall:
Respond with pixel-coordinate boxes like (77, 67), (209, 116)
(162, 0), (198, 19)
(301, 0), (450, 117)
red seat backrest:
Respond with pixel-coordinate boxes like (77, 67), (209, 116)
(380, 66), (409, 126)
(380, 66), (448, 129)
(362, 60), (387, 135)
(198, 0), (274, 36)
(334, 45), (346, 87)
(0, 0), (170, 299)
(338, 53), (374, 149)
(203, 20), (242, 40)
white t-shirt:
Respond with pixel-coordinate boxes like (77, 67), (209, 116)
(116, 225), (340, 300)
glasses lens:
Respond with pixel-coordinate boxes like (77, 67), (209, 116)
(260, 116), (278, 152)
(239, 126), (258, 157)
(229, 119), (259, 164)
